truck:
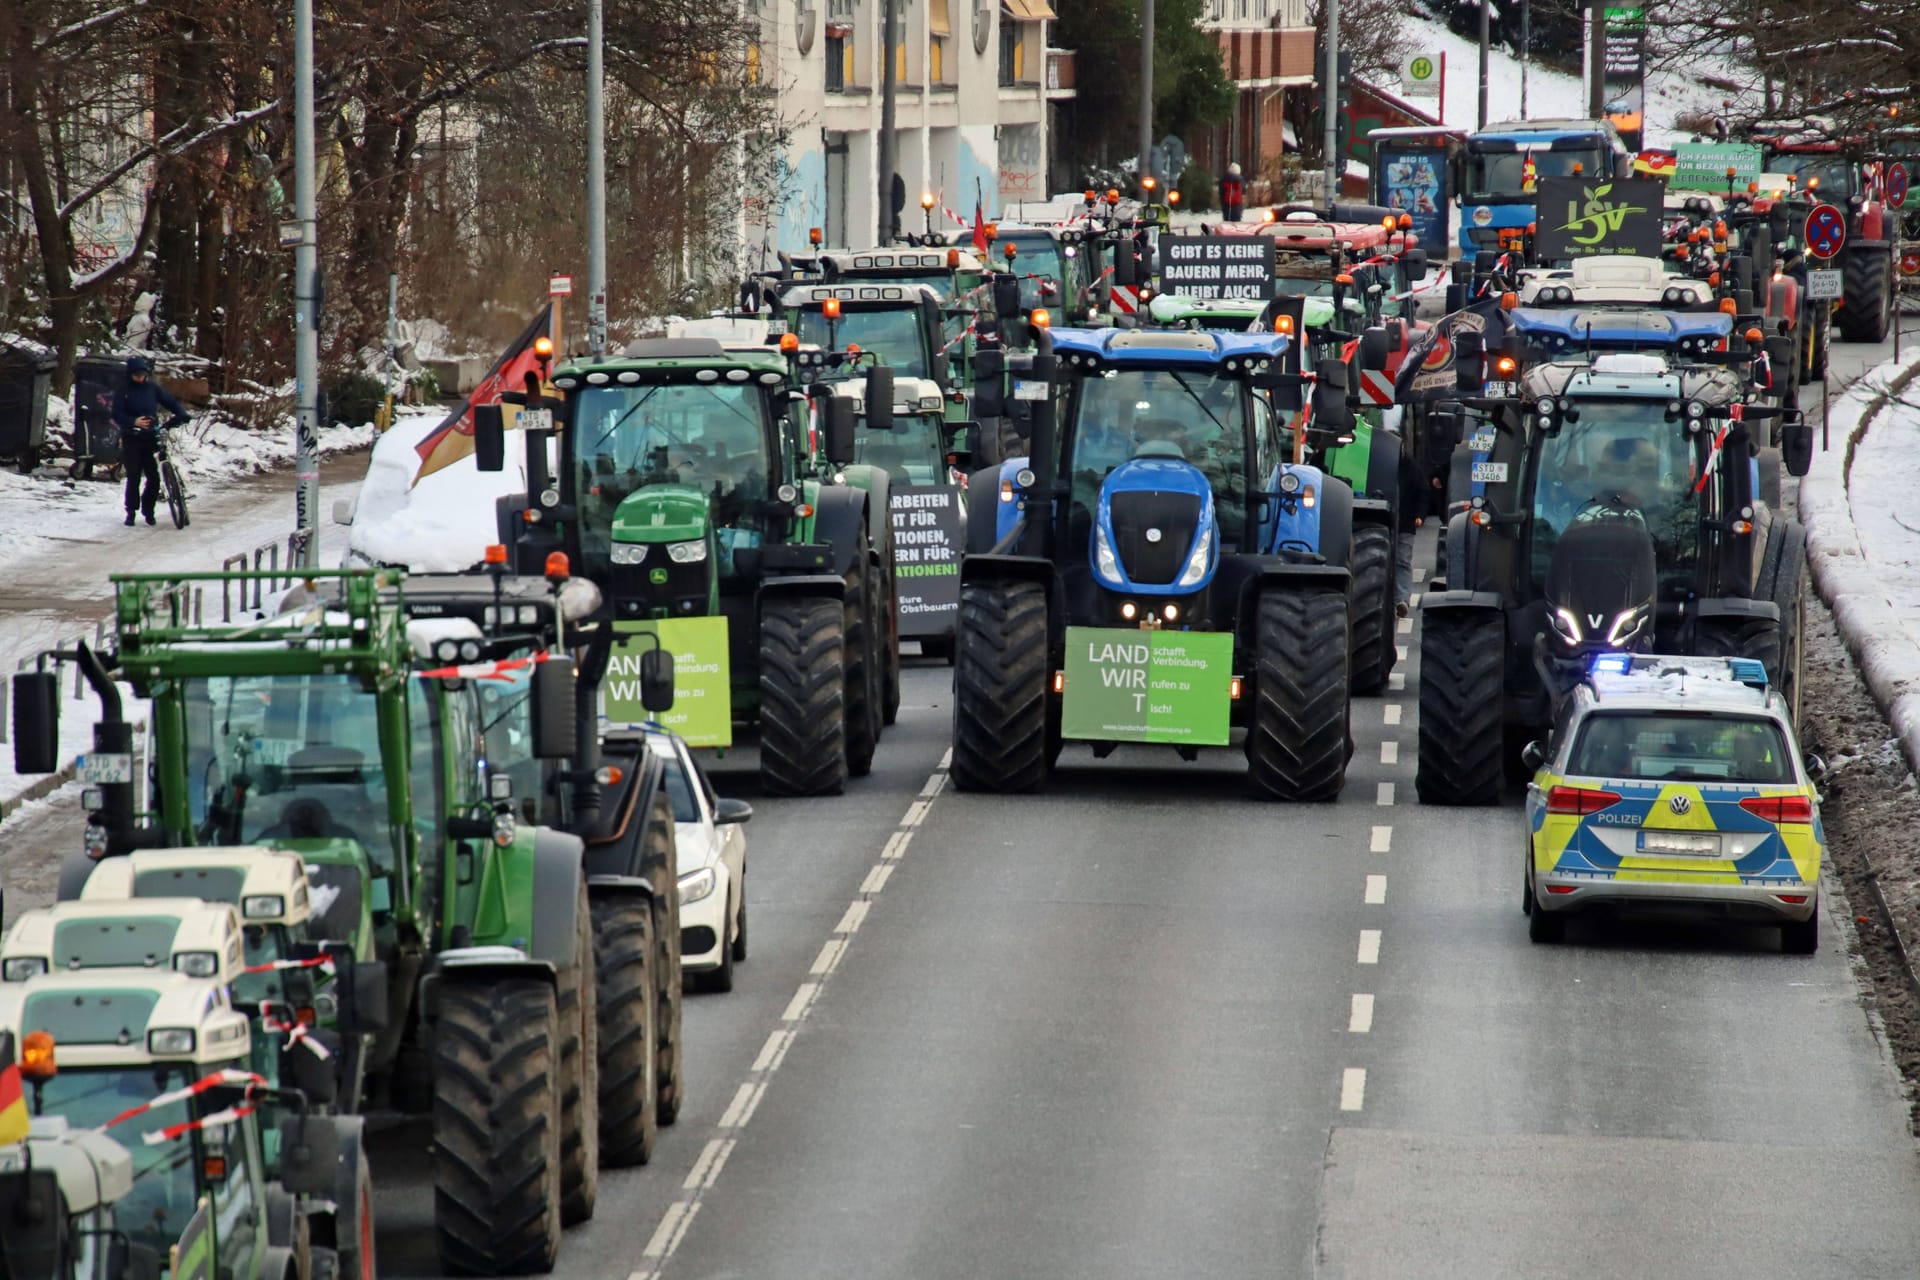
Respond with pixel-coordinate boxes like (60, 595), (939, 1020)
(1459, 119), (1631, 254)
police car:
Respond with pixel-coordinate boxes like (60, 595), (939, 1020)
(1521, 654), (1824, 952)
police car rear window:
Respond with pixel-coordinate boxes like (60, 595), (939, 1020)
(1568, 713), (1793, 783)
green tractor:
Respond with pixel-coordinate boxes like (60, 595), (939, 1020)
(0, 1110), (160, 1280)
(479, 337), (902, 796)
(10, 569), (605, 1274)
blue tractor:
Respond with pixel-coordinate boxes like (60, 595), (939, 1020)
(950, 322), (1358, 800)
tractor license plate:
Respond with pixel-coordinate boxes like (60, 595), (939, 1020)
(1014, 380), (1048, 401)
(1637, 830), (1721, 856)
(1470, 430), (1497, 453)
(521, 408), (554, 431)
(1471, 461), (1508, 483)
(78, 753), (133, 785)
(1805, 270), (1843, 301)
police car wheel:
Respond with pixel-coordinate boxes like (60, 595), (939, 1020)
(1527, 893), (1565, 944)
(1780, 903), (1819, 956)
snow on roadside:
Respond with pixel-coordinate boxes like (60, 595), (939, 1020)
(346, 412), (552, 572)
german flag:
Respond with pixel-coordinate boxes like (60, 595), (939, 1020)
(0, 1059), (26, 1145)
(411, 304), (555, 486)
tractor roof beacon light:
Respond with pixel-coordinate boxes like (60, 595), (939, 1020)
(823, 297), (842, 320)
(779, 332), (800, 353)
(21, 1029), (55, 1080)
(545, 551), (570, 581)
(1030, 308), (1051, 329)
(809, 227), (823, 246)
(484, 544), (509, 565)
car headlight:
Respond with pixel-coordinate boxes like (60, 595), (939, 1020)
(1093, 524), (1121, 582)
(667, 540), (708, 564)
(610, 543), (646, 565)
(147, 1028), (196, 1055)
(1606, 605), (1648, 646)
(2, 957), (48, 982)
(678, 867), (717, 905)
(1175, 523), (1214, 588)
(241, 895), (285, 920)
(1551, 608), (1583, 642)
(173, 951), (220, 979)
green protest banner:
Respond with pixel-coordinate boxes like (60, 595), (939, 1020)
(605, 617), (732, 746)
(1061, 626), (1233, 746)
(1672, 142), (1761, 192)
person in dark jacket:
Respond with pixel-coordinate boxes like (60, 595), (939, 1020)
(111, 356), (188, 526)
(1220, 162), (1245, 223)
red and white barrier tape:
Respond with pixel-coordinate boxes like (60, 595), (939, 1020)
(98, 1068), (264, 1141)
(419, 650), (554, 681)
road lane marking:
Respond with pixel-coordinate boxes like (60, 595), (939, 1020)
(1340, 1067), (1368, 1111)
(1357, 930), (1382, 964)
(782, 982), (819, 1021)
(1364, 874), (1387, 905)
(882, 830), (913, 860)
(811, 938), (847, 975)
(752, 1029), (790, 1072)
(939, 748), (952, 769)
(1349, 993), (1375, 1033)
(920, 772), (947, 798)
(1380, 741), (1398, 765)
(902, 799), (932, 827)
(1388, 673), (1405, 691)
(1396, 616), (1412, 634)
(835, 900), (870, 934)
(1384, 704), (1402, 726)
(718, 1081), (761, 1128)
(1370, 825), (1391, 853)
(683, 1137), (737, 1192)
(640, 1201), (699, 1261)
(1376, 782), (1394, 806)
(1396, 644), (1408, 661)
(861, 863), (895, 895)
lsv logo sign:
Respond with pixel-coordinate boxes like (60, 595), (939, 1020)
(1556, 182), (1649, 247)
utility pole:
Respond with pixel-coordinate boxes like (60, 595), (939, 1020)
(1477, 0), (1490, 129)
(878, 0), (900, 244)
(1321, 0), (1337, 204)
(1520, 0), (1530, 118)
(1140, 0), (1157, 191)
(293, 0), (318, 567)
(587, 0), (608, 356)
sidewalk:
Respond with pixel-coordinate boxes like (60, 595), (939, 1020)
(1799, 347), (1920, 779)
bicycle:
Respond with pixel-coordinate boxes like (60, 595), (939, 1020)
(156, 417), (190, 529)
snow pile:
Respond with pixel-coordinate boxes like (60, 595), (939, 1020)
(346, 414), (553, 572)
(1800, 349), (1920, 777)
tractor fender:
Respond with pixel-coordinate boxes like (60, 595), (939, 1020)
(582, 743), (671, 880)
(1850, 233), (1890, 254)
(311, 1114), (370, 1252)
(259, 1246), (299, 1280)
(1352, 496), (1392, 532)
(1419, 587), (1504, 613)
(855, 465), (894, 556)
(1693, 596), (1781, 624)
(1442, 510), (1502, 595)
(1365, 423), (1401, 507)
(960, 552), (1055, 592)
(809, 484), (871, 579)
(759, 573), (845, 601)
(585, 874), (658, 905)
(1316, 478), (1354, 570)
(1234, 560), (1351, 633)
(965, 461), (1019, 553)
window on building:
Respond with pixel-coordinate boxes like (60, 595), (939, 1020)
(827, 0), (857, 91)
(930, 0), (951, 82)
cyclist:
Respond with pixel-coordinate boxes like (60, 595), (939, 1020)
(112, 356), (189, 526)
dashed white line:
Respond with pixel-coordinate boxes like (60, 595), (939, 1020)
(881, 830), (913, 860)
(834, 900), (870, 934)
(1396, 616), (1413, 634)
(781, 982), (819, 1022)
(1349, 993), (1375, 1033)
(1370, 825), (1392, 853)
(1396, 644), (1409, 661)
(641, 1201), (699, 1261)
(920, 772), (947, 799)
(1357, 929), (1382, 964)
(1364, 874), (1387, 905)
(1383, 704), (1402, 726)
(683, 1137), (737, 1192)
(1376, 781), (1395, 806)
(860, 863), (895, 895)
(901, 799), (932, 827)
(1380, 741), (1399, 765)
(810, 938), (847, 975)
(751, 1029), (790, 1072)
(1388, 672), (1406, 691)
(939, 748), (953, 770)
(1340, 1067), (1368, 1111)
(717, 1081), (762, 1129)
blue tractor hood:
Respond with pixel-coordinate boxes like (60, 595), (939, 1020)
(1090, 447), (1218, 595)
(1511, 307), (1733, 357)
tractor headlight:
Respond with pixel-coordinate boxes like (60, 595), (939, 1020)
(2, 957), (47, 982)
(241, 895), (285, 920)
(1279, 471), (1302, 494)
(493, 813), (516, 848)
(678, 867), (717, 905)
(1606, 605), (1649, 646)
(1014, 467), (1037, 489)
(776, 483), (800, 504)
(1176, 524), (1214, 588)
(1535, 396), (1555, 418)
(172, 951), (220, 979)
(1551, 608), (1583, 642)
(460, 640), (482, 661)
(667, 540), (708, 564)
(147, 1028), (196, 1055)
(1093, 524), (1121, 581)
(1687, 400), (1707, 419)
(610, 544), (647, 565)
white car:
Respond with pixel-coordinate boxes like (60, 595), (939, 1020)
(650, 730), (751, 991)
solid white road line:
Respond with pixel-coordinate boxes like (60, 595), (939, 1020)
(1349, 993), (1375, 1034)
(1376, 782), (1395, 806)
(1383, 704), (1402, 726)
(1364, 874), (1387, 905)
(1341, 1067), (1368, 1111)
(1357, 930), (1382, 964)
(1370, 825), (1392, 853)
(1380, 741), (1399, 765)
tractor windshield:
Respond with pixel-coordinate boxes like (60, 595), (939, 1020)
(854, 412), (949, 484)
(794, 306), (930, 377)
(1066, 367), (1249, 542)
(1467, 144), (1609, 201)
(1001, 235), (1069, 308)
(1761, 151), (1854, 196)
(572, 382), (773, 579)
(1528, 402), (1700, 599)
(184, 675), (403, 872)
(476, 665), (541, 819)
(34, 1065), (202, 1261)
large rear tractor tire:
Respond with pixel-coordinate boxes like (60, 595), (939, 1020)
(951, 580), (1051, 793)
(1695, 615), (1782, 685)
(589, 895), (659, 1167)
(758, 595), (848, 796)
(843, 531), (881, 778)
(1415, 608), (1506, 805)
(1348, 524), (1396, 695)
(1837, 246), (1893, 343)
(557, 881), (598, 1226)
(432, 978), (563, 1276)
(1246, 585), (1352, 802)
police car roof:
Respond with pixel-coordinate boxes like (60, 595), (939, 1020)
(1049, 326), (1288, 365)
(1580, 654), (1782, 716)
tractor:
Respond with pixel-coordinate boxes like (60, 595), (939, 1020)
(1412, 305), (1809, 805)
(1753, 118), (1899, 342)
(951, 319), (1357, 800)
(0, 1112), (159, 1280)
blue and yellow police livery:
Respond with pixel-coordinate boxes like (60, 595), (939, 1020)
(1522, 654), (1824, 952)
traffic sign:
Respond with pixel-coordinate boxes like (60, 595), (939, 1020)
(1804, 269), (1843, 301)
(1804, 204), (1847, 260)
(548, 274), (574, 297)
(1401, 53), (1440, 98)
(1888, 162), (1909, 209)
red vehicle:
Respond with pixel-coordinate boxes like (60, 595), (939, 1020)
(1754, 121), (1897, 342)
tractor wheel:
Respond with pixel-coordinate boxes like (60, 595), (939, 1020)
(1246, 584), (1351, 802)
(589, 894), (659, 1167)
(557, 880), (598, 1226)
(1695, 614), (1782, 682)
(1415, 608), (1506, 805)
(881, 551), (902, 727)
(951, 579), (1051, 793)
(1761, 520), (1807, 716)
(1348, 524), (1396, 695)
(1838, 245), (1893, 342)
(432, 977), (563, 1276)
(758, 595), (848, 796)
(843, 531), (881, 778)
(635, 785), (685, 1128)
(1757, 447), (1783, 510)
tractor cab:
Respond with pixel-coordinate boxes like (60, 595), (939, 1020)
(812, 246), (985, 307)
(1460, 119), (1630, 252)
(2, 899), (246, 989)
(780, 282), (946, 383)
(1517, 255), (1719, 311)
(840, 375), (966, 485)
(1221, 212), (1428, 330)
(0, 1114), (157, 1280)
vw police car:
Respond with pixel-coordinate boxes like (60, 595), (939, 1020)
(1521, 654), (1823, 952)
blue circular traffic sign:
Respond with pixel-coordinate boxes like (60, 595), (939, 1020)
(1889, 162), (1909, 209)
(1805, 203), (1846, 260)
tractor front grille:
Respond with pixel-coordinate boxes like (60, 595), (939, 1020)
(1108, 490), (1202, 586)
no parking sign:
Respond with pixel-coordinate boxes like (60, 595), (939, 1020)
(1888, 162), (1909, 209)
(1804, 204), (1847, 260)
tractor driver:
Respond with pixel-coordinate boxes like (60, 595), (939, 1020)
(1593, 434), (1664, 514)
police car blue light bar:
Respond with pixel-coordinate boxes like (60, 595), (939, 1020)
(1510, 308), (1733, 350)
(1589, 653), (1633, 677)
(1724, 657), (1769, 689)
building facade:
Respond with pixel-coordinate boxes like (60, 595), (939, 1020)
(1189, 0), (1314, 203)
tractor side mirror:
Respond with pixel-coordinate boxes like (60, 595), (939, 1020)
(640, 647), (676, 714)
(972, 347), (1006, 419)
(1782, 420), (1814, 477)
(992, 276), (1022, 320)
(824, 396), (859, 466)
(1399, 248), (1428, 287)
(1520, 740), (1549, 772)
(338, 958), (389, 1037)
(1312, 368), (1355, 435)
(1113, 242), (1138, 288)
(865, 366), (895, 432)
(930, 351), (951, 388)
(530, 656), (576, 759)
(945, 423), (975, 468)
(284, 1027), (341, 1106)
(276, 1117), (343, 1197)
(11, 672), (59, 775)
(473, 404), (506, 473)
(1358, 326), (1391, 373)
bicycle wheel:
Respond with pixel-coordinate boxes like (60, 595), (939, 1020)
(161, 459), (190, 529)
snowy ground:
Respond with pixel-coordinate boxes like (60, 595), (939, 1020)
(345, 411), (550, 572)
